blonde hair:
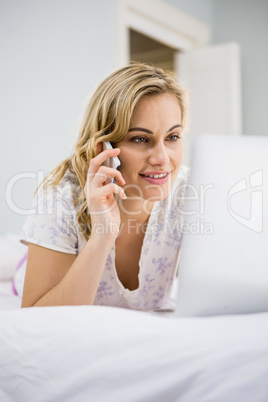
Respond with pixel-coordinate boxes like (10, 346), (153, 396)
(41, 63), (189, 240)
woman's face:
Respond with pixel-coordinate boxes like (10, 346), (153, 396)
(116, 93), (183, 203)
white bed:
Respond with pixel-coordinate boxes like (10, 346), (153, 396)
(0, 234), (268, 402)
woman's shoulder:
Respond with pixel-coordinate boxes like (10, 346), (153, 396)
(20, 169), (82, 254)
(48, 169), (80, 203)
(36, 169), (81, 214)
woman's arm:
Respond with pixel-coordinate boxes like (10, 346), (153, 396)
(21, 233), (115, 307)
(21, 146), (126, 307)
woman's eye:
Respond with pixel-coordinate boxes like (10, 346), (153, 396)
(167, 134), (181, 141)
(132, 137), (148, 143)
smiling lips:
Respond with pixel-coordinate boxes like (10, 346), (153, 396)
(139, 171), (170, 184)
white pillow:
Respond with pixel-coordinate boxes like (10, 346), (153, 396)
(0, 233), (26, 280)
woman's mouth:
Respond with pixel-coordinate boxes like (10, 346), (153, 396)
(139, 171), (170, 184)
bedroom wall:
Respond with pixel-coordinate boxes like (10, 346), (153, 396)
(1, 0), (267, 235)
(161, 0), (213, 25)
(211, 0), (268, 137)
(0, 0), (118, 235)
(162, 0), (268, 138)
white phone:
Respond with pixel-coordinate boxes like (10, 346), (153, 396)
(102, 141), (121, 170)
(102, 141), (121, 183)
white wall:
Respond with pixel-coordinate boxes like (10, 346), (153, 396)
(161, 0), (213, 25)
(212, 0), (268, 137)
(163, 0), (268, 137)
(0, 0), (118, 235)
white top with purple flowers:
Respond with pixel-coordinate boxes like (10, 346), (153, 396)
(20, 166), (189, 311)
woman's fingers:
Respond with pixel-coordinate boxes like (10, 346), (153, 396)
(97, 182), (127, 200)
(90, 166), (125, 188)
(88, 183), (127, 213)
(88, 148), (121, 178)
(84, 168), (127, 206)
(84, 147), (127, 211)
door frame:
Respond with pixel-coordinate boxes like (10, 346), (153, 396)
(116, 0), (211, 66)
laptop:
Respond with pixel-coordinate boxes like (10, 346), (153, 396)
(175, 134), (268, 316)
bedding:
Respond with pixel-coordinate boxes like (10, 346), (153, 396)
(0, 234), (268, 402)
(0, 233), (25, 281)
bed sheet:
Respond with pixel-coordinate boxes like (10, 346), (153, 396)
(0, 233), (25, 310)
(0, 280), (21, 310)
(0, 305), (267, 402)
(0, 234), (267, 401)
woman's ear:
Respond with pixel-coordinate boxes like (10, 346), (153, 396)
(95, 142), (103, 155)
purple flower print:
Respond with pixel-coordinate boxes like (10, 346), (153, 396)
(152, 257), (173, 276)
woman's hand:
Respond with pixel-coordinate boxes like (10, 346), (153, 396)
(84, 147), (126, 238)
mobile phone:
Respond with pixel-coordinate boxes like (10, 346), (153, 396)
(102, 141), (121, 183)
(102, 141), (121, 170)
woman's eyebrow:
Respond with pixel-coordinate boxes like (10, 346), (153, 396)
(128, 127), (153, 134)
(128, 124), (182, 135)
(167, 124), (182, 132)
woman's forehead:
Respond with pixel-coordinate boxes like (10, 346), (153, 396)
(130, 93), (181, 121)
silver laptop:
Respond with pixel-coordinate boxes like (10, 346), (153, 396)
(175, 134), (268, 316)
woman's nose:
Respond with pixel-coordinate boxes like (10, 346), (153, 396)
(148, 142), (170, 166)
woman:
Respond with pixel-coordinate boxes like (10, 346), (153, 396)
(19, 63), (189, 310)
